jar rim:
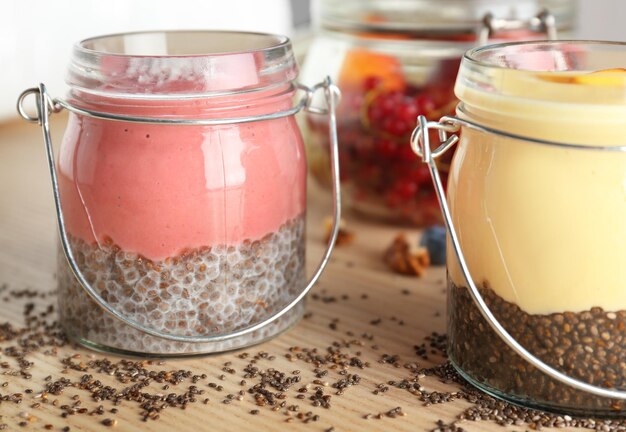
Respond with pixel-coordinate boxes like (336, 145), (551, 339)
(458, 39), (626, 104)
(455, 40), (626, 147)
(67, 30), (298, 99)
(75, 30), (291, 58)
(455, 40), (626, 104)
(318, 0), (575, 35)
(318, 28), (471, 57)
(464, 39), (626, 71)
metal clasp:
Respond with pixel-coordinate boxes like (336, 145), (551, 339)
(17, 79), (342, 344)
(411, 114), (626, 400)
(478, 9), (557, 45)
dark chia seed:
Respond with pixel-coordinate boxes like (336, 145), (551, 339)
(7, 268), (626, 431)
(449, 281), (626, 415)
(57, 217), (306, 355)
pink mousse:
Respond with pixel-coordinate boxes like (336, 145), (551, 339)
(57, 92), (306, 261)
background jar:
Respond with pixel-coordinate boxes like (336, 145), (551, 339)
(443, 41), (626, 415)
(40, 31), (326, 356)
(300, 0), (575, 226)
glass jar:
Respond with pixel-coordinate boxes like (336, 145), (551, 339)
(415, 41), (626, 415)
(17, 31), (341, 356)
(301, 0), (575, 226)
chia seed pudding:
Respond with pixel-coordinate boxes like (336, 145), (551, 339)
(58, 216), (306, 355)
(50, 31), (314, 356)
(448, 281), (626, 416)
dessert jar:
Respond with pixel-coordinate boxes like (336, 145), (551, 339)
(17, 30), (341, 356)
(300, 0), (575, 226)
(411, 41), (626, 415)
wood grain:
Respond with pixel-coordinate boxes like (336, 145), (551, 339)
(0, 117), (577, 431)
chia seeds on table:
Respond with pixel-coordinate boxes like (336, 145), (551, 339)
(57, 216), (306, 355)
(449, 281), (626, 415)
(6, 275), (626, 430)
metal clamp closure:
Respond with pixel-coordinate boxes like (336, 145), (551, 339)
(478, 9), (557, 45)
(18, 82), (338, 126)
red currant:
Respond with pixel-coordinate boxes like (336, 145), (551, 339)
(357, 163), (382, 182)
(397, 144), (419, 162)
(385, 190), (403, 209)
(314, 64), (460, 225)
(374, 138), (398, 158)
(367, 105), (385, 125)
(415, 94), (436, 115)
(378, 94), (397, 116)
(382, 117), (409, 137)
(392, 180), (419, 200)
(410, 165), (431, 185)
(395, 100), (419, 123)
(363, 76), (382, 91)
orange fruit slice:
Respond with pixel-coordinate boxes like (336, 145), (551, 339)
(574, 68), (626, 86)
(338, 49), (405, 91)
(538, 68), (626, 86)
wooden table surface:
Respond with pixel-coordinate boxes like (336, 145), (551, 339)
(0, 116), (583, 431)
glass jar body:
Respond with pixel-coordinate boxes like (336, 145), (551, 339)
(57, 106), (307, 355)
(302, 32), (461, 226)
(446, 40), (626, 414)
(447, 127), (626, 415)
(54, 30), (310, 356)
(301, 0), (575, 226)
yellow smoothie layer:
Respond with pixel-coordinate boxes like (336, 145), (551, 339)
(448, 68), (626, 315)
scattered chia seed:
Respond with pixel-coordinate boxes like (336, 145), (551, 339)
(101, 418), (117, 427)
(432, 419), (466, 432)
(4, 275), (626, 432)
(309, 388), (331, 409)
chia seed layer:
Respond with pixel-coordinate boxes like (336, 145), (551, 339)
(58, 217), (306, 355)
(448, 281), (626, 415)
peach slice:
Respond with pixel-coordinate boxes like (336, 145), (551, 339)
(338, 49), (405, 91)
(574, 68), (626, 86)
(538, 68), (626, 86)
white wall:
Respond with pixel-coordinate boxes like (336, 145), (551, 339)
(576, 0), (626, 41)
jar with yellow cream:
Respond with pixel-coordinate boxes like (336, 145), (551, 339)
(411, 41), (626, 415)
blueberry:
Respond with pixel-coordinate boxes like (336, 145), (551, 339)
(419, 225), (446, 266)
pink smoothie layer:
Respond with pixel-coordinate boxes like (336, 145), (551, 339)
(57, 90), (306, 261)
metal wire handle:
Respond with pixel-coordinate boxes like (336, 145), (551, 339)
(411, 114), (626, 400)
(17, 78), (342, 344)
(478, 9), (557, 45)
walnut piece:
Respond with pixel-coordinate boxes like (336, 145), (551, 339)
(383, 233), (430, 276)
(324, 217), (354, 246)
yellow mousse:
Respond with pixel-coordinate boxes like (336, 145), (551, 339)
(448, 68), (626, 315)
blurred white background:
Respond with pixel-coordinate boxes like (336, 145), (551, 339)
(0, 0), (625, 121)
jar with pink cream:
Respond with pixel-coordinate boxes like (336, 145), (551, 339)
(17, 30), (341, 356)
